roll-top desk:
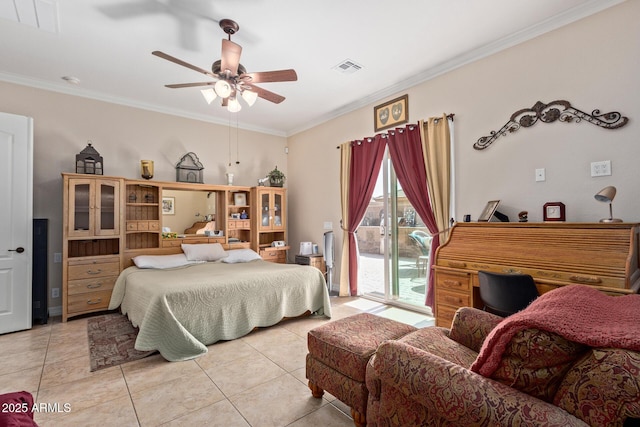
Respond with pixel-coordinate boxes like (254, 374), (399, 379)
(432, 222), (640, 327)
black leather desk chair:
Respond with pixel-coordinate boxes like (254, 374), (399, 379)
(477, 271), (539, 317)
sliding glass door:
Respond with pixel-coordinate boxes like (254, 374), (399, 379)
(358, 151), (432, 313)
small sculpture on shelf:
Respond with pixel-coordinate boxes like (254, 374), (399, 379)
(176, 152), (204, 183)
(141, 160), (154, 180)
(75, 141), (103, 175)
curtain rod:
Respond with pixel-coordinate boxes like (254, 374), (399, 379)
(336, 114), (455, 149)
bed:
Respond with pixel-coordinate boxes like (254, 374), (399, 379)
(108, 251), (331, 361)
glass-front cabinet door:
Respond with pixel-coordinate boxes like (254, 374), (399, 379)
(67, 178), (120, 238)
(68, 179), (94, 237)
(95, 179), (120, 236)
(257, 189), (286, 232)
(271, 190), (285, 231)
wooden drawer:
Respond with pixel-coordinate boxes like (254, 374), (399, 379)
(437, 271), (470, 292)
(260, 249), (286, 263)
(226, 242), (250, 250)
(437, 288), (471, 308)
(67, 289), (113, 314)
(229, 220), (250, 229)
(68, 276), (117, 295)
(183, 238), (209, 244)
(127, 220), (159, 231)
(436, 304), (460, 328)
(68, 260), (120, 280)
(162, 239), (182, 248)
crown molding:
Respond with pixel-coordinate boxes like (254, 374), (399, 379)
(0, 71), (287, 137)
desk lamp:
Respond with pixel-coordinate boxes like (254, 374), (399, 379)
(594, 186), (623, 223)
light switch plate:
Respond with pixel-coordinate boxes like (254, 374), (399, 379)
(591, 160), (611, 177)
(535, 168), (546, 182)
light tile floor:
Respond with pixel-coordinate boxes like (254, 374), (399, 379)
(0, 297), (434, 427)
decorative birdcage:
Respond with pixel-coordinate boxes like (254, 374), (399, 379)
(75, 142), (103, 175)
(175, 152), (204, 183)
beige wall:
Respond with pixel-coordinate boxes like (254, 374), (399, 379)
(287, 1), (640, 289)
(0, 83), (287, 312)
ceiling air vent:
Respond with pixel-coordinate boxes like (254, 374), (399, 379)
(332, 59), (363, 74)
(0, 0), (59, 33)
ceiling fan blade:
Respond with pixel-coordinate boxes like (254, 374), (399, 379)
(165, 82), (216, 88)
(240, 69), (297, 83)
(220, 39), (242, 76)
(152, 51), (216, 78)
(244, 84), (286, 104)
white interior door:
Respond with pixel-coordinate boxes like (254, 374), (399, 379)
(0, 112), (33, 334)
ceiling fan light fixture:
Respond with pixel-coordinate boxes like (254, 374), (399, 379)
(241, 89), (258, 107)
(201, 88), (217, 104)
(227, 97), (242, 113)
(214, 80), (232, 98)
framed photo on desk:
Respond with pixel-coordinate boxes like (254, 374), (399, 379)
(478, 200), (500, 222)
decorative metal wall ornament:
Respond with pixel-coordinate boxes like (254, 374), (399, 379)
(474, 100), (629, 150)
(175, 152), (204, 183)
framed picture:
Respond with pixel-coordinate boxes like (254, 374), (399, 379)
(233, 192), (247, 206)
(478, 200), (500, 222)
(162, 197), (175, 215)
(374, 94), (409, 132)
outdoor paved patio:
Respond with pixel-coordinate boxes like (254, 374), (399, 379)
(359, 253), (431, 311)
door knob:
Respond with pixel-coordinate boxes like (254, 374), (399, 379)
(8, 247), (25, 253)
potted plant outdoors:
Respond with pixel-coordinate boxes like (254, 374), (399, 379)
(267, 166), (286, 187)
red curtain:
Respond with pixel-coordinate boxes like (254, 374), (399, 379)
(387, 125), (440, 309)
(347, 135), (386, 295)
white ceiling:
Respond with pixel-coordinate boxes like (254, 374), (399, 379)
(0, 0), (624, 136)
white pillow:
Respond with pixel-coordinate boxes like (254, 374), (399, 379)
(181, 243), (227, 262)
(222, 248), (262, 263)
(133, 253), (194, 269)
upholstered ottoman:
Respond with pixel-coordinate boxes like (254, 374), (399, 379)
(306, 313), (417, 427)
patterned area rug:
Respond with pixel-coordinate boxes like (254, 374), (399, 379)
(87, 313), (156, 371)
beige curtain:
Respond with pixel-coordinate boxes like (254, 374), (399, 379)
(421, 115), (452, 241)
(338, 142), (351, 296)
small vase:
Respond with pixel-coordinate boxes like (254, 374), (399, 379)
(141, 160), (154, 180)
(226, 173), (234, 185)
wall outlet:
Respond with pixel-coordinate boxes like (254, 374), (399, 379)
(323, 221), (333, 230)
(51, 288), (60, 298)
(53, 252), (62, 263)
(535, 168), (546, 182)
(591, 160), (611, 177)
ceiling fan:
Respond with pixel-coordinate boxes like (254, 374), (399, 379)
(152, 19), (297, 112)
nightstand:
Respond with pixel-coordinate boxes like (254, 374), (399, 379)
(294, 254), (326, 276)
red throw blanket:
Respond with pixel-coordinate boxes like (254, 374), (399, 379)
(471, 284), (640, 377)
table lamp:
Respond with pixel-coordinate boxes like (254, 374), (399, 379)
(594, 186), (623, 223)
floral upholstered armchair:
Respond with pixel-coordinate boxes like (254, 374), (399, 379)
(366, 286), (640, 426)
